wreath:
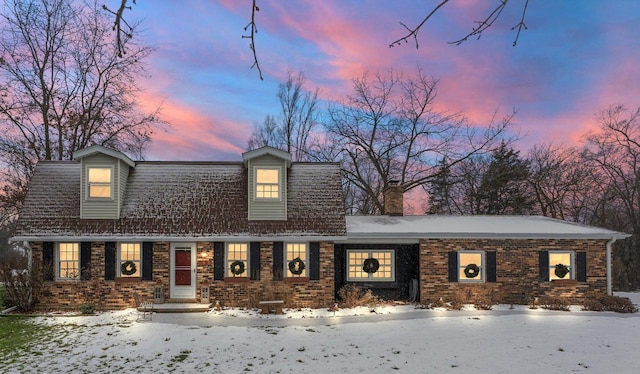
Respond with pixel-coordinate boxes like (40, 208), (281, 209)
(288, 257), (306, 275)
(121, 260), (137, 276)
(362, 258), (380, 274)
(229, 260), (246, 276)
(554, 263), (570, 279)
(464, 263), (480, 279)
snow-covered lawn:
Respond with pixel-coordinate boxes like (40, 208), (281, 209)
(2, 293), (639, 373)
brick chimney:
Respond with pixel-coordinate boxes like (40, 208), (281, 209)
(383, 180), (403, 216)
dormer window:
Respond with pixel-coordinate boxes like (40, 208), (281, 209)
(256, 168), (280, 199)
(87, 167), (112, 198)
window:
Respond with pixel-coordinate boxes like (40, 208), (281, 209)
(347, 250), (394, 281)
(58, 243), (79, 279)
(458, 251), (484, 282)
(255, 168), (279, 199)
(286, 243), (307, 277)
(119, 243), (141, 277)
(88, 167), (112, 198)
(226, 243), (248, 277)
(549, 251), (573, 280)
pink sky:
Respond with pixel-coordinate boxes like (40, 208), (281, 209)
(127, 1), (640, 161)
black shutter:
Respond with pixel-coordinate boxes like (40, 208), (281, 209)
(80, 242), (92, 280)
(576, 251), (587, 282)
(142, 242), (153, 280)
(213, 242), (225, 280)
(448, 251), (458, 282)
(250, 242), (261, 280)
(539, 250), (549, 282)
(42, 242), (54, 281)
(309, 242), (320, 280)
(486, 251), (497, 283)
(273, 242), (284, 280)
(104, 242), (116, 280)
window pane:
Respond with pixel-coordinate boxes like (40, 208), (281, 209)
(89, 185), (111, 198)
(227, 243), (248, 277)
(58, 243), (79, 279)
(459, 252), (483, 281)
(88, 168), (111, 183)
(286, 243), (307, 277)
(257, 169), (278, 184)
(347, 250), (394, 281)
(119, 243), (141, 277)
(549, 252), (572, 280)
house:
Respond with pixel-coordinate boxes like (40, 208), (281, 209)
(11, 145), (629, 310)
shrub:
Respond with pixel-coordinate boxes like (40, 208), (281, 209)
(337, 284), (378, 308)
(539, 296), (570, 311)
(79, 303), (95, 314)
(583, 294), (638, 313)
(0, 257), (47, 312)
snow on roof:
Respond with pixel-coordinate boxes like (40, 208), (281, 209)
(344, 215), (629, 242)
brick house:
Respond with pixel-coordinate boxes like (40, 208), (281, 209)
(11, 145), (629, 310)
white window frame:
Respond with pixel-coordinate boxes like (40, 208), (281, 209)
(57, 243), (80, 280)
(458, 250), (485, 283)
(226, 243), (249, 277)
(549, 251), (574, 281)
(87, 166), (113, 199)
(255, 167), (280, 200)
(285, 242), (308, 278)
(346, 249), (395, 282)
(118, 243), (142, 278)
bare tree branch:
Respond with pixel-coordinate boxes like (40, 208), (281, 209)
(390, 0), (531, 49)
(242, 0), (263, 80)
(102, 0), (136, 57)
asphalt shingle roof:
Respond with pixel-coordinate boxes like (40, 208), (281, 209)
(14, 161), (346, 240)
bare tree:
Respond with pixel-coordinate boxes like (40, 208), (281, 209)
(247, 70), (319, 161)
(326, 68), (512, 215)
(0, 0), (162, 220)
(583, 105), (640, 290)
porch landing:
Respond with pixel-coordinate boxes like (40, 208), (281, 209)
(148, 303), (212, 313)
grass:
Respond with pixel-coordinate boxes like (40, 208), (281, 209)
(0, 316), (64, 367)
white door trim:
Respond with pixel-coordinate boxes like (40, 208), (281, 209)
(169, 242), (196, 299)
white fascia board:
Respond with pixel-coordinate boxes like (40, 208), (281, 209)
(11, 235), (348, 243)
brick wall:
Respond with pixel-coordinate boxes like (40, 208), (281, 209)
(420, 238), (609, 304)
(30, 240), (335, 311)
(208, 241), (335, 309)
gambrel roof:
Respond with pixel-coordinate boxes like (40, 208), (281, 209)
(13, 160), (346, 241)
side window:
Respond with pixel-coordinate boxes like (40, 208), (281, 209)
(57, 243), (79, 279)
(458, 251), (484, 282)
(347, 250), (395, 281)
(255, 168), (279, 199)
(549, 251), (573, 280)
(87, 167), (112, 198)
(227, 243), (248, 277)
(285, 243), (307, 277)
(119, 243), (141, 277)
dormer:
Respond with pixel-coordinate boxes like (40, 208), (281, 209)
(73, 145), (135, 219)
(242, 146), (291, 221)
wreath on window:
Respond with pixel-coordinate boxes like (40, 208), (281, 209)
(362, 258), (380, 274)
(464, 263), (480, 278)
(230, 260), (246, 276)
(288, 257), (305, 275)
(121, 260), (137, 276)
(554, 263), (570, 279)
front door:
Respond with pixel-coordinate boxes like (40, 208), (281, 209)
(170, 243), (196, 299)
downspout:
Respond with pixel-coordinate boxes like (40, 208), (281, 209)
(606, 237), (617, 296)
(23, 241), (32, 270)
